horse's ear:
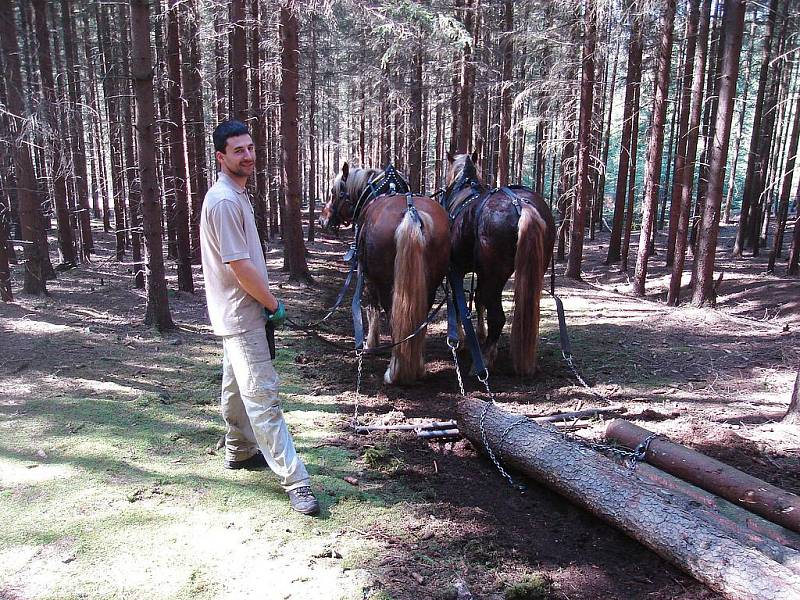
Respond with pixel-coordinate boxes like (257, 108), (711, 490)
(446, 152), (455, 164)
(470, 151), (479, 166)
(341, 162), (349, 180)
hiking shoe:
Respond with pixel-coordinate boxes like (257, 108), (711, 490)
(224, 451), (268, 470)
(287, 486), (320, 515)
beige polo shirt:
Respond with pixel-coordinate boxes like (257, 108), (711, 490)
(200, 172), (268, 336)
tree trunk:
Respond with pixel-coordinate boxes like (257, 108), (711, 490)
(734, 0), (781, 256)
(565, 0), (596, 280)
(0, 0), (46, 294)
(768, 86), (800, 273)
(632, 0), (676, 296)
(250, 0), (268, 251)
(620, 78), (641, 273)
(595, 36), (620, 230)
(181, 0), (208, 264)
(787, 215), (800, 275)
(279, 2), (311, 283)
(33, 0), (76, 267)
(666, 0), (700, 267)
(457, 0), (476, 153)
(497, 0), (513, 187)
(119, 5), (144, 289)
(61, 0), (93, 258)
(409, 46), (423, 192)
(606, 420), (800, 534)
(668, 0), (712, 305)
(724, 19), (757, 224)
(229, 0), (247, 123)
(607, 2), (642, 264)
(784, 368), (800, 424)
(457, 398), (800, 600)
(692, 0), (747, 306)
(214, 4), (227, 123)
(307, 13), (317, 242)
(748, 5), (788, 257)
(130, 0), (174, 331)
(166, 0), (193, 293)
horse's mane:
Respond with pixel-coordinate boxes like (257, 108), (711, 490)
(451, 154), (483, 185)
(330, 166), (383, 204)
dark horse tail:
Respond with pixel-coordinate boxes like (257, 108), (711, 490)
(510, 203), (548, 376)
(385, 209), (432, 384)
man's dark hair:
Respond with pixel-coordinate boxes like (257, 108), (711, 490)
(213, 120), (250, 153)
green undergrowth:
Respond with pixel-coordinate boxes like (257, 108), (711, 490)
(0, 331), (414, 600)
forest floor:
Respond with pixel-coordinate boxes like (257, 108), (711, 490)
(0, 217), (798, 600)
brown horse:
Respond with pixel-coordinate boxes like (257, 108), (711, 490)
(444, 153), (555, 376)
(319, 163), (451, 385)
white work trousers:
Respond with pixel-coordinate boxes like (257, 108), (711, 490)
(220, 327), (310, 491)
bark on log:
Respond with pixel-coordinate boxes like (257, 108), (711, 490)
(631, 461), (800, 555)
(456, 398), (800, 600)
(606, 419), (800, 534)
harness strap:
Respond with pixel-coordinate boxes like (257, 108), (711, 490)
(447, 269), (487, 377)
(352, 262), (366, 350)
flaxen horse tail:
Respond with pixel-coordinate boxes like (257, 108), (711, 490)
(385, 209), (432, 385)
(510, 203), (548, 376)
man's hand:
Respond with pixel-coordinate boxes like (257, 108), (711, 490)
(264, 301), (287, 328)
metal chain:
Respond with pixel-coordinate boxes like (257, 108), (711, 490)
(351, 351), (364, 429)
(562, 352), (606, 400)
(476, 371), (527, 492)
(448, 339), (467, 398)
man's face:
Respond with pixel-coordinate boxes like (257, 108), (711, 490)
(216, 133), (255, 178)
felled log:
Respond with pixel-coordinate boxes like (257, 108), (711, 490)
(354, 420), (457, 434)
(627, 461), (800, 570)
(605, 419), (800, 534)
(528, 405), (626, 423)
(457, 398), (800, 600)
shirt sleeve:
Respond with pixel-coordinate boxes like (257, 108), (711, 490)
(210, 200), (251, 263)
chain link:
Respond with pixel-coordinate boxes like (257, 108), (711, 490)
(352, 350), (364, 428)
(448, 339), (467, 398)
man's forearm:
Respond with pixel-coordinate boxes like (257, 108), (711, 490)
(228, 259), (279, 312)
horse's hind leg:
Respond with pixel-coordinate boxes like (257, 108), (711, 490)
(365, 306), (381, 350)
(479, 283), (506, 371)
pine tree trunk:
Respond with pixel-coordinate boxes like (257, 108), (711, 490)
(734, 0), (781, 256)
(786, 216), (800, 275)
(768, 89), (800, 273)
(748, 6), (788, 257)
(497, 0), (513, 187)
(409, 47), (423, 192)
(565, 0), (596, 280)
(666, 0), (700, 267)
(723, 19), (756, 224)
(307, 13), (317, 243)
(279, 2), (311, 283)
(632, 0), (676, 296)
(250, 0), (268, 251)
(33, 0), (77, 267)
(130, 0), (174, 330)
(620, 79), (641, 273)
(0, 0), (47, 294)
(119, 5), (144, 289)
(668, 0), (712, 305)
(457, 0), (476, 153)
(595, 36), (620, 230)
(181, 0), (208, 264)
(229, 0), (248, 123)
(607, 2), (642, 264)
(61, 0), (93, 258)
(783, 367), (799, 424)
(692, 0), (746, 307)
(165, 0), (193, 293)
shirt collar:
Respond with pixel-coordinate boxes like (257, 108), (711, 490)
(218, 171), (247, 195)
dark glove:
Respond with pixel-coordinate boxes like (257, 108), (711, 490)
(264, 301), (286, 329)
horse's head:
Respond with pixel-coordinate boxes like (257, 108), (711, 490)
(319, 162), (355, 230)
(445, 151), (482, 200)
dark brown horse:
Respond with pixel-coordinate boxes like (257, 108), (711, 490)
(319, 163), (450, 385)
(444, 153), (555, 376)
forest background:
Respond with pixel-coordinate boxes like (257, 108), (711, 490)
(1, 0), (799, 599)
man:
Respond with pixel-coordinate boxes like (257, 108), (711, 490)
(200, 120), (319, 516)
